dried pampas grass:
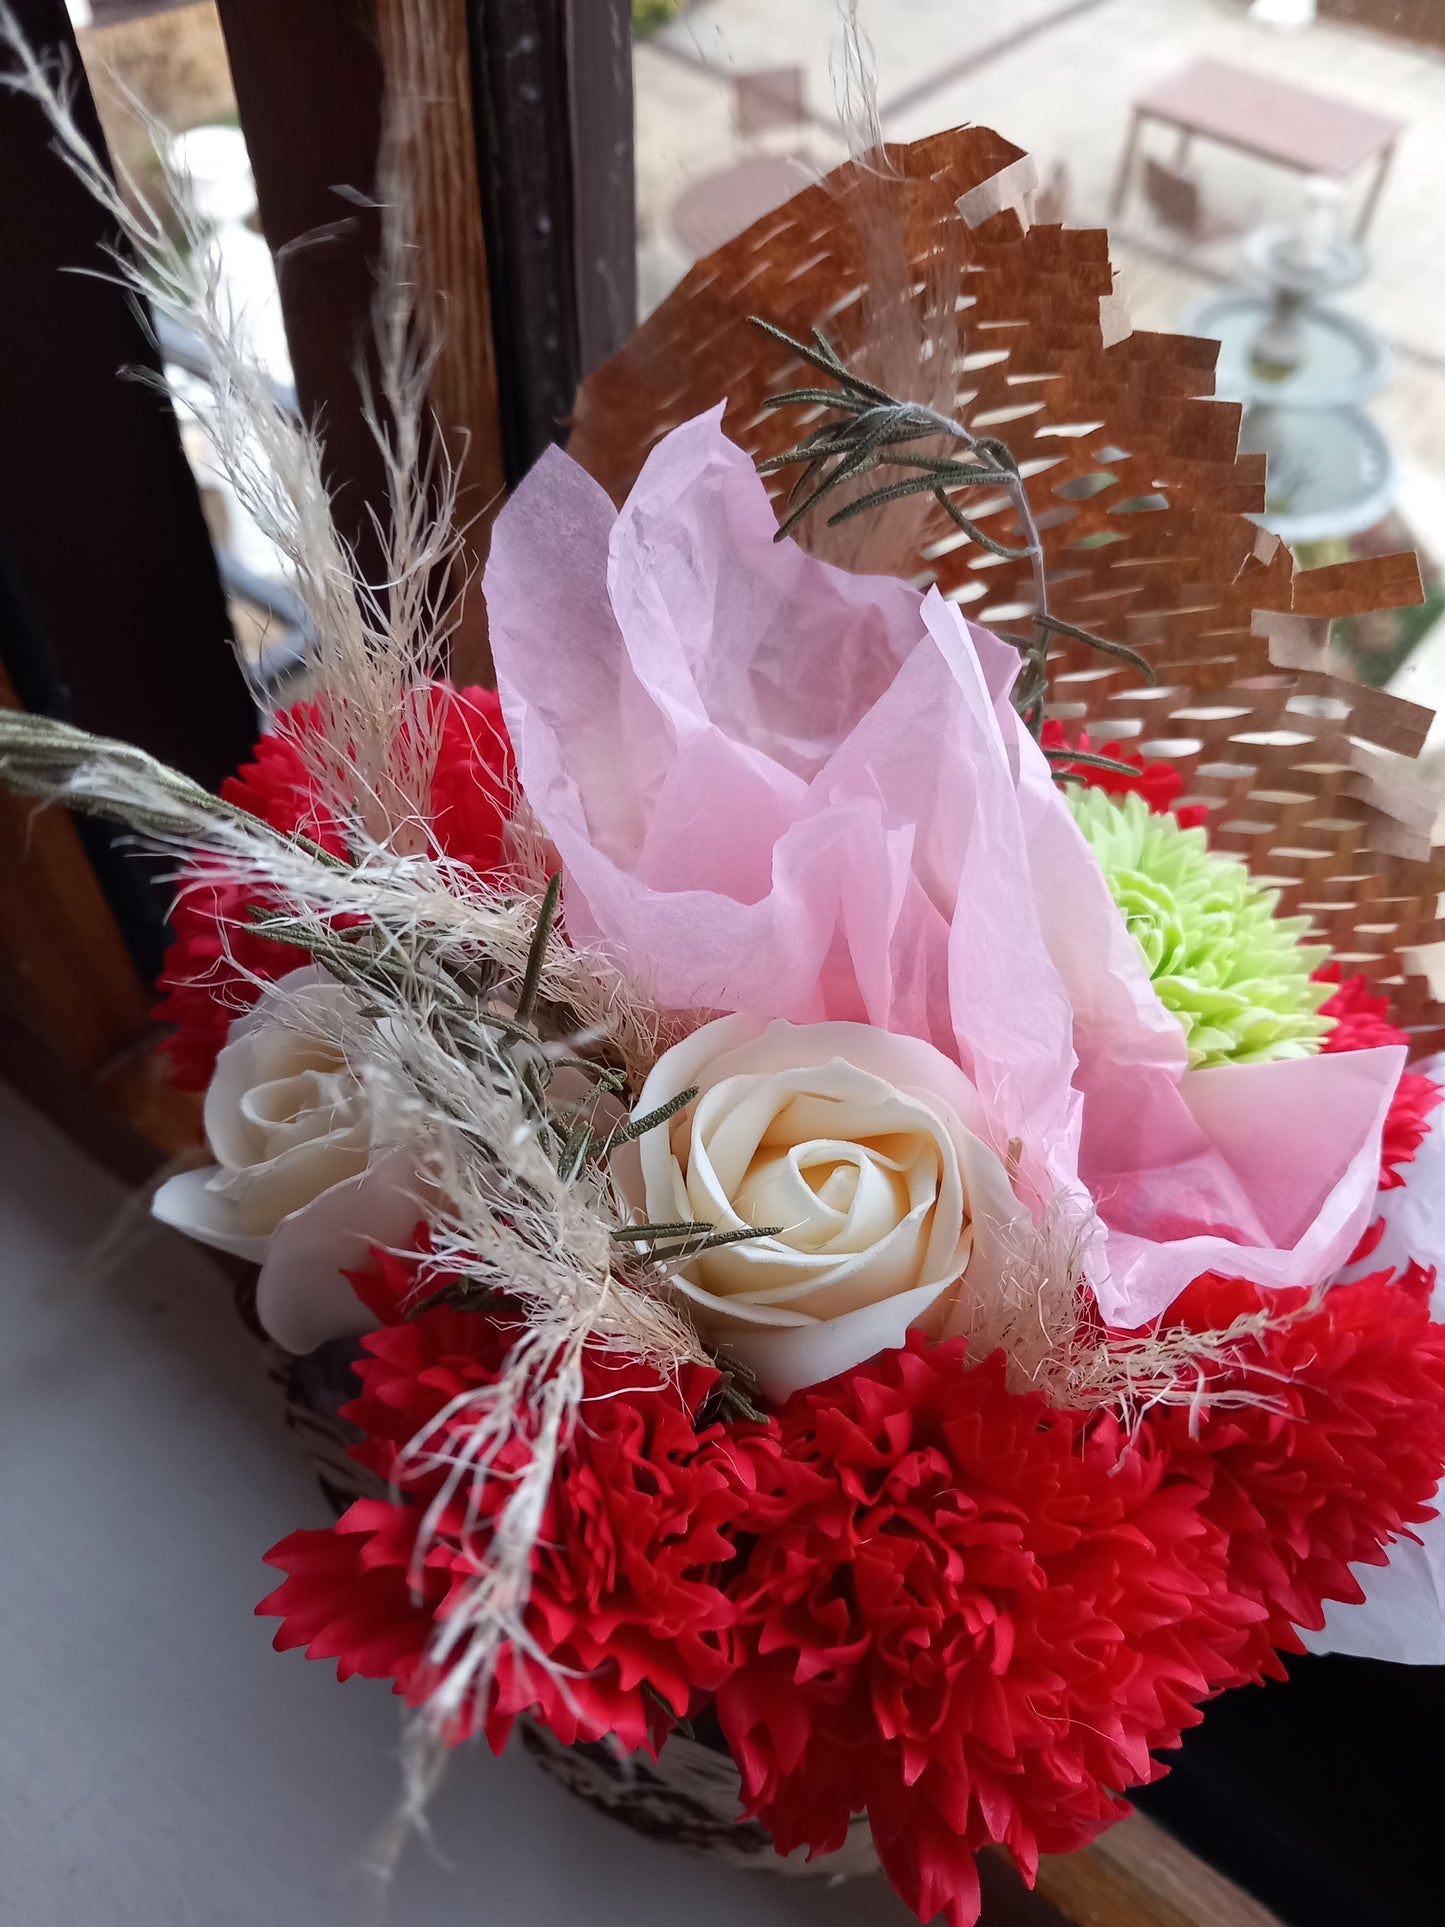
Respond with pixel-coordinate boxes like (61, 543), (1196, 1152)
(0, 699), (699, 1772)
(0, 2), (690, 1796)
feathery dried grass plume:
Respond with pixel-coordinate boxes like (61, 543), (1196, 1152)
(0, 702), (709, 1756)
(950, 1189), (1317, 1430)
(0, 6), (695, 1796)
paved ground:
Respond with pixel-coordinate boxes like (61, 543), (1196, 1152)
(636, 0), (1445, 562)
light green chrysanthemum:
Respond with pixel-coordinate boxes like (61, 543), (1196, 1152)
(1066, 787), (1334, 1070)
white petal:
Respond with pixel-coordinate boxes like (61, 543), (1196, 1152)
(634, 1011), (768, 1206)
(228, 961), (342, 1038)
(239, 1066), (361, 1154)
(151, 1165), (271, 1261)
(734, 1141), (877, 1249)
(630, 1009), (1025, 1390)
(254, 1147), (428, 1354)
(694, 1207), (934, 1315)
(937, 1127), (1035, 1335)
(204, 967), (365, 1173)
(209, 1132), (372, 1236)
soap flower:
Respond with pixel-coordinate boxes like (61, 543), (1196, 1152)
(1318, 966), (1442, 1190)
(260, 1249), (785, 1756)
(629, 1014), (1026, 1399)
(152, 966), (422, 1352)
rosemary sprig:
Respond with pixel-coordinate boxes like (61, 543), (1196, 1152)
(403, 1281), (504, 1322)
(749, 317), (1156, 741)
(699, 1370), (768, 1427)
(1034, 612), (1154, 683)
(1042, 744), (1141, 779)
(550, 1059), (627, 1091)
(604, 1084), (699, 1149)
(514, 869), (562, 1028)
(612, 1220), (785, 1259)
(641, 1682), (696, 1741)
(556, 1117), (594, 1185)
(611, 1221), (714, 1241)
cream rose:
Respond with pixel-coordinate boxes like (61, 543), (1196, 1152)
(152, 966), (423, 1354)
(631, 1014), (1025, 1400)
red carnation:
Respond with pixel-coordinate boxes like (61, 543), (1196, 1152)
(1161, 1264), (1445, 1676)
(156, 683), (513, 1087)
(259, 1250), (778, 1757)
(1040, 719), (1208, 828)
(1317, 966), (1441, 1188)
(716, 1336), (1257, 1927)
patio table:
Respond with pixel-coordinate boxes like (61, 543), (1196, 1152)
(1110, 57), (1403, 241)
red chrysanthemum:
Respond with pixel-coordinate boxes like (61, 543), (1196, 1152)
(715, 1336), (1260, 1927)
(1040, 720), (1208, 828)
(1317, 965), (1441, 1188)
(258, 1250), (780, 1757)
(156, 683), (514, 1088)
(1160, 1264), (1445, 1677)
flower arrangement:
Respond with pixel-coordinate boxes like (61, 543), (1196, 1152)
(39, 406), (1445, 1926)
(6, 26), (1445, 1926)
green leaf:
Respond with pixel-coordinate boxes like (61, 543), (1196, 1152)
(712, 1379), (768, 1424)
(773, 442), (884, 539)
(933, 489), (1030, 558)
(548, 1058), (627, 1090)
(403, 1280), (502, 1322)
(882, 450), (1001, 477)
(973, 435), (1021, 475)
(612, 1220), (715, 1242)
(514, 869), (563, 1026)
(659, 1223), (785, 1256)
(1034, 614), (1157, 685)
(1043, 744), (1141, 778)
(762, 385), (870, 414)
(748, 316), (894, 406)
(612, 1220), (784, 1254)
(825, 468), (999, 526)
(607, 1084), (700, 1148)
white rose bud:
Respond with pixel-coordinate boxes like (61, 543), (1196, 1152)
(153, 966), (423, 1353)
(631, 1013), (1026, 1400)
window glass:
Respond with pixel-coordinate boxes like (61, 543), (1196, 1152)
(633, 1), (1445, 756)
(67, 1), (299, 697)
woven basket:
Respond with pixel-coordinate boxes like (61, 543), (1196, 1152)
(517, 1722), (878, 1876)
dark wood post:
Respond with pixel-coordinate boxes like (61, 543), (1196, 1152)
(0, 0), (253, 790)
(466, 0), (637, 481)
